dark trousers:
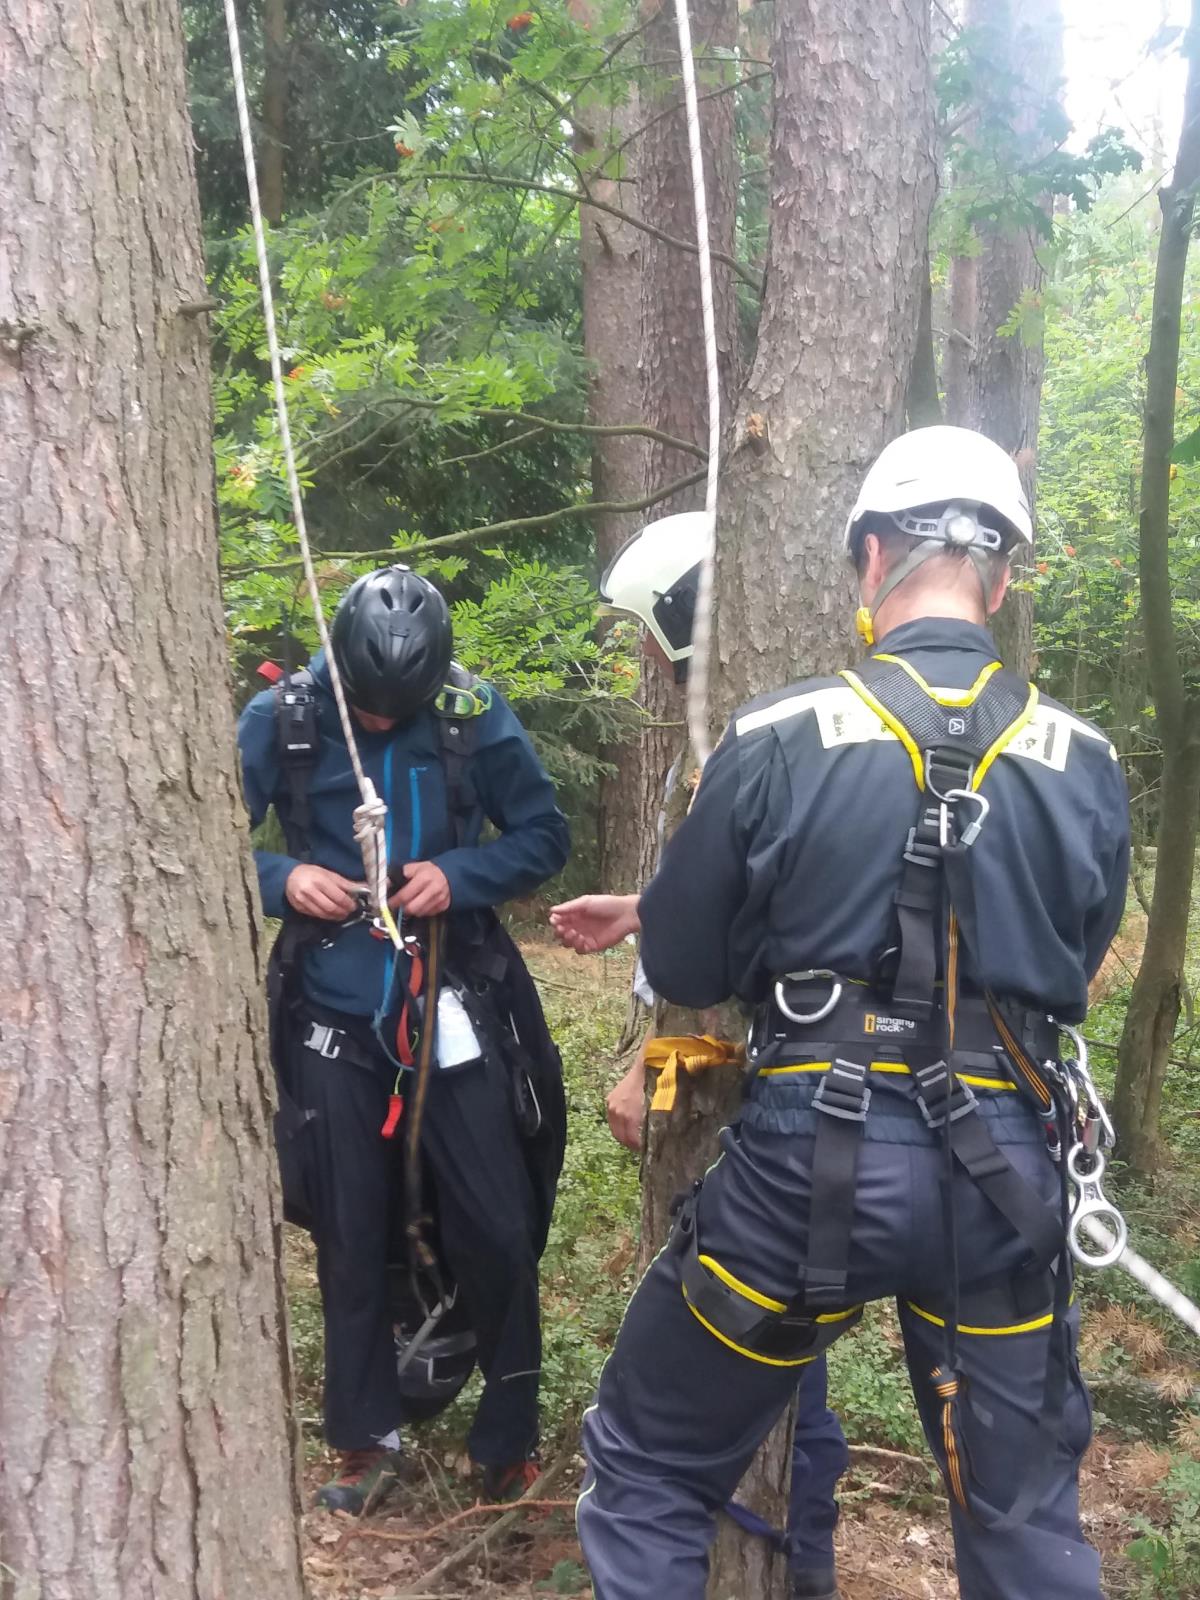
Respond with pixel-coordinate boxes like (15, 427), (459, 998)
(789, 1359), (849, 1571)
(578, 1093), (1098, 1600)
(287, 1017), (542, 1462)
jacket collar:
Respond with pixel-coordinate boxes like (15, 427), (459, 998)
(870, 616), (1000, 662)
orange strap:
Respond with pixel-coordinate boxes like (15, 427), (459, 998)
(644, 1035), (743, 1113)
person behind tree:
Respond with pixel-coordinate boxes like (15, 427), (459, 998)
(551, 513), (849, 1600)
(568, 429), (1130, 1600)
(238, 565), (570, 1515)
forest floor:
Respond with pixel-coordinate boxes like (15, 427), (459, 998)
(296, 900), (1200, 1600)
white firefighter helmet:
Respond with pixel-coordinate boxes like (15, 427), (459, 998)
(844, 425), (1033, 555)
(599, 510), (711, 666)
(843, 427), (1032, 643)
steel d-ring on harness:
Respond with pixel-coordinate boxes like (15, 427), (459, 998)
(773, 969), (843, 1025)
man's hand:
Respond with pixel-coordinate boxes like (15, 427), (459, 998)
(606, 1053), (648, 1152)
(549, 893), (641, 954)
(285, 864), (366, 921)
(391, 861), (452, 918)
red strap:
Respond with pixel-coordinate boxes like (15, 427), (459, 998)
(381, 1093), (404, 1139)
(395, 948), (424, 1069)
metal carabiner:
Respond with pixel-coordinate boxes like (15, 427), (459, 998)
(1055, 1022), (1116, 1148)
(774, 969), (843, 1026)
(1066, 1146), (1128, 1268)
(940, 788), (990, 849)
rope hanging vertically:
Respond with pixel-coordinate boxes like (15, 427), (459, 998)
(221, 0), (401, 947)
(672, 0), (721, 767)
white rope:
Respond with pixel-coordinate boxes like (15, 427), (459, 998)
(221, 0), (398, 940)
(1082, 1218), (1200, 1338)
(672, 0), (721, 767)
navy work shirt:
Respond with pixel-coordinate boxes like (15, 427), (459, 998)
(639, 618), (1130, 1024)
(238, 653), (570, 1016)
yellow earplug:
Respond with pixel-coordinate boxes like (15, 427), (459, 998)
(855, 606), (875, 647)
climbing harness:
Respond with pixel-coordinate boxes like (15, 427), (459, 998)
(221, 0), (401, 952)
(671, 0), (720, 768)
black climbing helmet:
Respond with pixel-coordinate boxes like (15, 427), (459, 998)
(330, 565), (453, 721)
(389, 1271), (477, 1423)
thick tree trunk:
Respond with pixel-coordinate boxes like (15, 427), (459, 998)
(1114, 5), (1200, 1176)
(0, 5), (306, 1599)
(716, 0), (937, 706)
(638, 3), (935, 1594)
(262, 0), (288, 225)
(571, 1), (649, 893)
(943, 0), (1064, 675)
(632, 3), (773, 1592)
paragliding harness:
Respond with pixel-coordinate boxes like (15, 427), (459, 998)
(676, 654), (1126, 1528)
(264, 659), (564, 1326)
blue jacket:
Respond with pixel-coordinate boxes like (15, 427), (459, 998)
(238, 653), (570, 1015)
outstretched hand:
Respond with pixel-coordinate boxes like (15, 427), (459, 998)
(549, 893), (641, 955)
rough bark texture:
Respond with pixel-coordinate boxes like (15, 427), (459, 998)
(631, 3), (779, 1592)
(571, 0), (649, 893)
(1113, 6), (1200, 1176)
(638, 3), (935, 1595)
(943, 0), (1064, 675)
(0, 5), (306, 1598)
(262, 0), (289, 225)
(715, 0), (937, 711)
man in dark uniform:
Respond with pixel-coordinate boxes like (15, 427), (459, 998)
(238, 565), (569, 1514)
(573, 427), (1130, 1600)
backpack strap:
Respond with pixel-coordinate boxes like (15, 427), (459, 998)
(432, 662), (492, 848)
(272, 667), (320, 861)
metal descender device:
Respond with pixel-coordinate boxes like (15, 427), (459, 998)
(1044, 1025), (1128, 1269)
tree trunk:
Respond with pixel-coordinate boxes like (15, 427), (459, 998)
(640, 3), (935, 1593)
(571, 0), (649, 893)
(1114, 3), (1200, 1176)
(632, 2), (774, 1592)
(943, 0), (1064, 675)
(0, 5), (306, 1598)
(715, 0), (937, 708)
(262, 0), (288, 225)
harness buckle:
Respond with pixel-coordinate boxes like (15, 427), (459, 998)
(304, 1022), (344, 1060)
(913, 1061), (978, 1128)
(813, 1058), (872, 1122)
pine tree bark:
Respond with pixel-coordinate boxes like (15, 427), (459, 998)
(943, 0), (1064, 675)
(262, 0), (289, 225)
(1113, 3), (1200, 1177)
(571, 0), (649, 893)
(639, 3), (935, 1595)
(0, 4), (306, 1598)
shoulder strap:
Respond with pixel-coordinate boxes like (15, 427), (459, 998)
(431, 663), (492, 848)
(273, 667), (320, 861)
(840, 656), (1036, 1019)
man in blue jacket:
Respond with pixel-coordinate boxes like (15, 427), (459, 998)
(239, 565), (570, 1515)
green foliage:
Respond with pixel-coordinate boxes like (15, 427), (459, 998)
(1127, 1456), (1200, 1598)
(826, 1304), (927, 1456)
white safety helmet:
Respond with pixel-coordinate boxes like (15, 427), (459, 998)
(599, 510), (711, 673)
(844, 427), (1032, 642)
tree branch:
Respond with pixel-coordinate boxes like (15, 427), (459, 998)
(220, 468), (706, 578)
(370, 393), (709, 458)
(405, 169), (762, 292)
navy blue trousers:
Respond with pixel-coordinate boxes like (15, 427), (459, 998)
(578, 1084), (1098, 1600)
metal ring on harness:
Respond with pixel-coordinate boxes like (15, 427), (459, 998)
(1055, 1022), (1116, 1148)
(1066, 1147), (1128, 1268)
(773, 970), (843, 1026)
